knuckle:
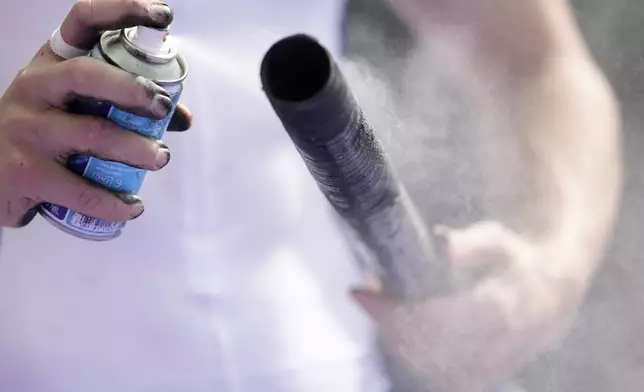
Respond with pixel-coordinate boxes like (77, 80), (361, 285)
(84, 117), (110, 145)
(76, 117), (117, 158)
(1, 109), (36, 142)
(70, 0), (95, 25)
(61, 58), (91, 90)
(14, 65), (27, 78)
(5, 150), (35, 189)
(13, 66), (29, 84)
(7, 67), (33, 98)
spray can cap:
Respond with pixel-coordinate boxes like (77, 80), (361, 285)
(130, 25), (172, 54)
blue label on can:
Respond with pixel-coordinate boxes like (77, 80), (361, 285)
(67, 154), (146, 194)
(108, 104), (174, 139)
(42, 203), (68, 220)
(41, 89), (182, 238)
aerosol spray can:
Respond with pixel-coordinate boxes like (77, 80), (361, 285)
(260, 34), (448, 392)
(40, 25), (188, 241)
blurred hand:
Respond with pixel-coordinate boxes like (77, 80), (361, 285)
(385, 0), (586, 86)
(385, 0), (571, 46)
(353, 221), (588, 392)
(0, 0), (192, 227)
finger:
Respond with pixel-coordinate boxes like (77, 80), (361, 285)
(29, 110), (170, 171)
(16, 205), (40, 228)
(4, 198), (41, 228)
(385, 0), (423, 27)
(384, 0), (440, 31)
(167, 103), (192, 132)
(14, 152), (145, 222)
(361, 270), (384, 292)
(60, 0), (173, 50)
(434, 222), (525, 268)
(27, 57), (173, 120)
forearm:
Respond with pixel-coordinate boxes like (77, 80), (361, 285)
(388, 0), (622, 278)
(509, 57), (621, 280)
(479, 3), (622, 277)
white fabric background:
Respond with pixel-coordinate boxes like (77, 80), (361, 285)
(0, 1), (388, 391)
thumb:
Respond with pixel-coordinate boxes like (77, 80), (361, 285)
(350, 288), (397, 322)
(434, 221), (526, 269)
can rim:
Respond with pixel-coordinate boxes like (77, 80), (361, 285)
(121, 27), (177, 64)
(98, 30), (189, 85)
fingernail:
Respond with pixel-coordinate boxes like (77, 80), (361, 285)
(136, 76), (173, 119)
(155, 140), (171, 169)
(151, 94), (173, 119)
(148, 2), (174, 26)
(17, 206), (39, 228)
(116, 193), (145, 219)
(167, 105), (192, 132)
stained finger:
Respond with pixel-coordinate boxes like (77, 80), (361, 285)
(28, 109), (170, 171)
(14, 153), (145, 222)
(26, 57), (172, 121)
(60, 0), (173, 50)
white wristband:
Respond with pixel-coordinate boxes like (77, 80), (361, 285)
(49, 26), (89, 59)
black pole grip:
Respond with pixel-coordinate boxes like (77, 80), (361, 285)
(261, 34), (447, 300)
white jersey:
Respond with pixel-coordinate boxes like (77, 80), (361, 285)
(0, 1), (387, 391)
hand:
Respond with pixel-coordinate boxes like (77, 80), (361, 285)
(385, 0), (571, 45)
(385, 0), (586, 87)
(353, 221), (590, 392)
(0, 0), (192, 227)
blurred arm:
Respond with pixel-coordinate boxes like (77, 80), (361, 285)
(386, 0), (622, 281)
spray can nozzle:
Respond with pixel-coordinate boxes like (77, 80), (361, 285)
(120, 25), (177, 64)
(129, 26), (171, 54)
